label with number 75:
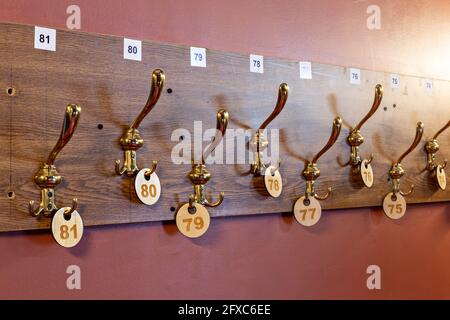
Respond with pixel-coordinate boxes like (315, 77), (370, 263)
(383, 192), (406, 219)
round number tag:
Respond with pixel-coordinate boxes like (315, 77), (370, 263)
(51, 208), (84, 248)
(293, 196), (322, 227)
(176, 202), (210, 238)
(135, 169), (161, 205)
(361, 160), (374, 188)
(383, 192), (406, 220)
(264, 166), (282, 198)
(437, 165), (446, 190)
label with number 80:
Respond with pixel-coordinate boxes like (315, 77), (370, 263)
(51, 208), (83, 248)
(135, 169), (161, 205)
(176, 202), (210, 238)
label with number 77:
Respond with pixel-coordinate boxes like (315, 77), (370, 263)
(293, 196), (322, 227)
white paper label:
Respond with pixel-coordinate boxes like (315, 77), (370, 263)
(190, 47), (206, 67)
(250, 54), (264, 73)
(299, 61), (312, 79)
(34, 26), (56, 51)
(350, 68), (361, 85)
(424, 79), (433, 92)
(123, 38), (142, 61)
(390, 74), (400, 88)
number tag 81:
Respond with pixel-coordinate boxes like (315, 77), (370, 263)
(51, 208), (83, 248)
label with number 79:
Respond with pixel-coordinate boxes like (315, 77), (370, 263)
(135, 169), (161, 205)
(176, 202), (210, 238)
(51, 208), (84, 248)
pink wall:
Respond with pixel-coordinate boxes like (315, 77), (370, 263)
(0, 0), (449, 299)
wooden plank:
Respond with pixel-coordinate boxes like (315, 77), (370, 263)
(0, 22), (448, 232)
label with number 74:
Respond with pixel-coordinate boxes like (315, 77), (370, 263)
(135, 169), (161, 205)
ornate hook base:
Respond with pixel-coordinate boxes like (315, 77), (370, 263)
(28, 188), (77, 218)
(392, 178), (414, 197)
(116, 127), (148, 177)
(250, 131), (270, 177)
(188, 164), (225, 208)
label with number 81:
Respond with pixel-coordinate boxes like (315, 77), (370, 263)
(294, 196), (322, 227)
(176, 202), (210, 238)
(383, 192), (406, 219)
(135, 169), (161, 205)
(51, 208), (83, 248)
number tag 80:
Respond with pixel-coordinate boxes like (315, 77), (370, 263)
(135, 169), (162, 205)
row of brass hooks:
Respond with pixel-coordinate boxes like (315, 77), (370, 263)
(23, 69), (448, 239)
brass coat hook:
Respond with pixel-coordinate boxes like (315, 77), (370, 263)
(115, 69), (165, 177)
(115, 69), (165, 206)
(176, 109), (229, 238)
(293, 117), (342, 226)
(249, 83), (288, 197)
(424, 120), (449, 190)
(342, 84), (383, 187)
(29, 104), (80, 218)
(383, 122), (424, 219)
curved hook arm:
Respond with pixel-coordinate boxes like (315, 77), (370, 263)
(312, 117), (342, 164)
(314, 187), (332, 201)
(131, 69), (165, 130)
(354, 84), (383, 131)
(258, 83), (289, 130)
(432, 119), (450, 140)
(63, 198), (78, 218)
(397, 122), (424, 164)
(204, 192), (225, 207)
(46, 104), (81, 166)
(202, 109), (229, 163)
(400, 184), (415, 197)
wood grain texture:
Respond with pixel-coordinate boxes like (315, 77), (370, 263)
(0, 22), (448, 232)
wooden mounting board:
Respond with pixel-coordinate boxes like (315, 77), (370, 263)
(0, 22), (448, 232)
